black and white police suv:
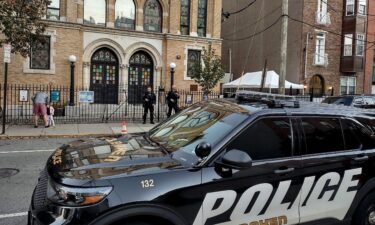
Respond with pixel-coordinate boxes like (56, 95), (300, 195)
(29, 91), (375, 225)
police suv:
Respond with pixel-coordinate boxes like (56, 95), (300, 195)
(29, 91), (375, 225)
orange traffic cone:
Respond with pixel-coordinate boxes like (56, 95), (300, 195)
(121, 122), (128, 135)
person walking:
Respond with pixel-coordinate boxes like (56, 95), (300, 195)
(166, 85), (180, 118)
(47, 104), (55, 127)
(142, 86), (156, 124)
(32, 91), (50, 128)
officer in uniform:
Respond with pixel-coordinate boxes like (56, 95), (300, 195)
(142, 86), (156, 124)
(166, 85), (180, 118)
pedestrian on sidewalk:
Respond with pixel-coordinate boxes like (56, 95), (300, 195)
(166, 85), (180, 118)
(47, 105), (55, 127)
(32, 91), (50, 128)
(142, 86), (156, 124)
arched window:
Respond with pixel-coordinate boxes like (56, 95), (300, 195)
(197, 0), (207, 37)
(180, 0), (190, 35)
(310, 75), (325, 97)
(144, 0), (162, 32)
(115, 0), (136, 30)
(84, 0), (106, 26)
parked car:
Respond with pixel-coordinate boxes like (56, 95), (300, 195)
(29, 91), (375, 225)
(322, 95), (375, 108)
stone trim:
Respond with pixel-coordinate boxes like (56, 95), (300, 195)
(23, 30), (57, 75)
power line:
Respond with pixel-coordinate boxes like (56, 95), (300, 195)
(287, 15), (375, 45)
(222, 0), (257, 19)
(320, 0), (375, 17)
(222, 15), (284, 41)
(222, 5), (282, 38)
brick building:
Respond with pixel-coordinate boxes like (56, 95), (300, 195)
(365, 0), (375, 93)
(222, 0), (371, 96)
(0, 0), (222, 104)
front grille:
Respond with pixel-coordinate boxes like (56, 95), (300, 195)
(33, 168), (48, 210)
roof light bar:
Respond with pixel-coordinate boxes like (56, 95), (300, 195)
(236, 91), (300, 108)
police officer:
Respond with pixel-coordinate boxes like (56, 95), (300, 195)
(166, 85), (180, 118)
(143, 86), (156, 124)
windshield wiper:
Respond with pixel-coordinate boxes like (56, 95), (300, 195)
(144, 133), (169, 155)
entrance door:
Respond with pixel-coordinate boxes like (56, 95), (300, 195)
(90, 48), (119, 104)
(128, 51), (154, 104)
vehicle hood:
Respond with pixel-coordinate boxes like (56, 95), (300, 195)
(47, 134), (184, 184)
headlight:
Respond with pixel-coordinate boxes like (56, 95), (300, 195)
(47, 181), (113, 206)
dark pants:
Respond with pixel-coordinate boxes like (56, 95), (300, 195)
(143, 104), (154, 123)
(167, 103), (180, 118)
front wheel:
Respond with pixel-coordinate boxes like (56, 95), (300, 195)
(353, 192), (375, 225)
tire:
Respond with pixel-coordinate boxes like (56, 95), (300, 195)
(121, 222), (151, 225)
(353, 192), (375, 225)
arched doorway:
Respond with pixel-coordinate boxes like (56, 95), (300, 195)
(128, 51), (154, 104)
(90, 48), (119, 104)
(309, 75), (325, 97)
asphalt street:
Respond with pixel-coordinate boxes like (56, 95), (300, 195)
(0, 138), (77, 225)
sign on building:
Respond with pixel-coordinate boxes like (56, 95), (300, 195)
(4, 44), (11, 63)
(50, 90), (60, 103)
(79, 91), (94, 103)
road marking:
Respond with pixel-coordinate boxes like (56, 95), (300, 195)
(0, 149), (55, 154)
(0, 212), (28, 219)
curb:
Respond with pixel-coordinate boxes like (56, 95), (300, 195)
(0, 133), (121, 140)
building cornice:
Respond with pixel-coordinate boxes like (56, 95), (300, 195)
(44, 20), (222, 43)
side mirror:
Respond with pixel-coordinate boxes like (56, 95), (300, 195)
(195, 142), (211, 159)
(216, 149), (252, 170)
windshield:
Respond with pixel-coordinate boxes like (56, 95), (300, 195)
(322, 96), (353, 106)
(149, 100), (249, 164)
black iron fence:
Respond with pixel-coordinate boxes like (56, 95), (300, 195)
(0, 84), (221, 124)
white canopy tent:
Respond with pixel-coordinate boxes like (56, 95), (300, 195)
(223, 70), (304, 90)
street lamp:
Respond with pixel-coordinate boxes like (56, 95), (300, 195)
(170, 62), (176, 90)
(68, 55), (77, 106)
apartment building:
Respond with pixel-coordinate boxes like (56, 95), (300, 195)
(222, 0), (371, 96)
(0, 0), (222, 104)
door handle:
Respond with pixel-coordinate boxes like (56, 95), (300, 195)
(274, 167), (295, 174)
(353, 155), (369, 162)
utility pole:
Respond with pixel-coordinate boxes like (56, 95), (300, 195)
(260, 59), (268, 92)
(279, 0), (288, 94)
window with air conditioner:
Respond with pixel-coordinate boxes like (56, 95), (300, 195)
(344, 34), (353, 56)
(314, 33), (326, 66)
(356, 33), (365, 56)
(346, 0), (354, 16)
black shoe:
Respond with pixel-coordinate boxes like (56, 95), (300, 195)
(45, 125), (50, 128)
(142, 121), (146, 124)
(150, 122), (155, 124)
(34, 125), (38, 128)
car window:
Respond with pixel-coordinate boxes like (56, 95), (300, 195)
(353, 97), (364, 105)
(323, 96), (354, 106)
(301, 117), (345, 154)
(343, 118), (375, 150)
(364, 97), (375, 105)
(341, 119), (362, 150)
(226, 118), (293, 161)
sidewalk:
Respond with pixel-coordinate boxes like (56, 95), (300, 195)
(0, 122), (157, 139)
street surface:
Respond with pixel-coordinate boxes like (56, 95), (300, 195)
(0, 138), (77, 225)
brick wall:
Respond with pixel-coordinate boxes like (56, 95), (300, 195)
(0, 0), (222, 93)
(302, 0), (344, 96)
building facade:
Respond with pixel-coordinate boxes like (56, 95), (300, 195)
(0, 0), (222, 104)
(222, 0), (371, 96)
(365, 0), (375, 94)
